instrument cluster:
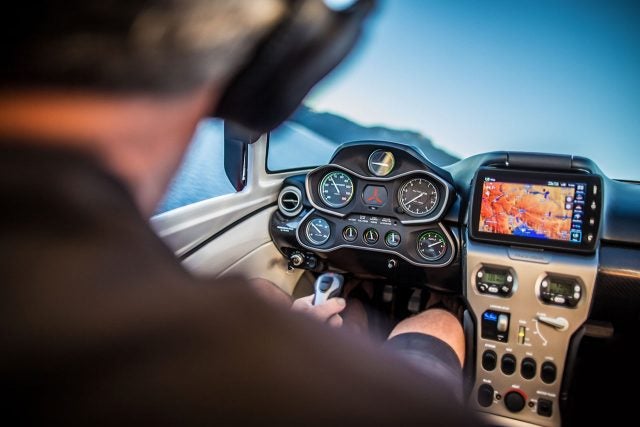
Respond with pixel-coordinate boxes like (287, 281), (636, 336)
(293, 143), (457, 267)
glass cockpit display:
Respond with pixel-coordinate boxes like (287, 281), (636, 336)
(470, 168), (602, 252)
(479, 180), (579, 242)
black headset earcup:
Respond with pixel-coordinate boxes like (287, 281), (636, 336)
(215, 0), (374, 134)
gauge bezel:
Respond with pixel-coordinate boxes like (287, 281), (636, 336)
(416, 230), (447, 261)
(318, 171), (355, 208)
(305, 217), (331, 245)
(295, 209), (456, 268)
(398, 177), (440, 217)
(305, 164), (453, 225)
(367, 149), (396, 177)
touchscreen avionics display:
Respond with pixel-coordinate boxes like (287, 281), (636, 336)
(471, 169), (602, 252)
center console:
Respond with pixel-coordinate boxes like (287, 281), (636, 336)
(465, 167), (603, 426)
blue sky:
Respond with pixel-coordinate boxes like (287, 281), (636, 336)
(308, 0), (640, 180)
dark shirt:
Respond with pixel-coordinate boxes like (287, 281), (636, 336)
(0, 143), (475, 425)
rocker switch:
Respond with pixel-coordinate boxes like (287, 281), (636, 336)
(497, 314), (509, 333)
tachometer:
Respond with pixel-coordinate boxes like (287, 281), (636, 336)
(416, 230), (447, 261)
(398, 177), (438, 216)
(319, 171), (354, 208)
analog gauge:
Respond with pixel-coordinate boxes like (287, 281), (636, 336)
(363, 228), (379, 245)
(368, 150), (396, 177)
(416, 231), (447, 261)
(384, 230), (401, 248)
(305, 217), (331, 245)
(319, 171), (354, 208)
(398, 177), (439, 216)
(342, 225), (358, 242)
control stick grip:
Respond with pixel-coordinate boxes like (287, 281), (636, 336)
(312, 273), (344, 306)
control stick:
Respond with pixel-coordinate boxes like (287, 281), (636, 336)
(312, 273), (344, 306)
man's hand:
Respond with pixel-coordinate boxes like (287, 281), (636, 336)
(291, 295), (346, 328)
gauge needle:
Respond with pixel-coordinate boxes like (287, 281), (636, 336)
(330, 177), (340, 193)
(406, 192), (426, 204)
(371, 161), (389, 167)
(428, 241), (442, 247)
(311, 223), (322, 233)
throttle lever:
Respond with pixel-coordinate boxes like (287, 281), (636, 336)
(312, 273), (344, 306)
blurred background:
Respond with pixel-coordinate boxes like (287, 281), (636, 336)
(158, 0), (640, 213)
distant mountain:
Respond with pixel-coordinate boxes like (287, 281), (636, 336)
(289, 105), (460, 166)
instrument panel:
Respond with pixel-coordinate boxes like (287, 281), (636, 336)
(268, 145), (640, 427)
(295, 142), (457, 268)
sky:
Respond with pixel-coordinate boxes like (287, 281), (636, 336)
(308, 0), (640, 180)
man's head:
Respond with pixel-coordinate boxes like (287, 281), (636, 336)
(1, 0), (286, 94)
(0, 0), (371, 214)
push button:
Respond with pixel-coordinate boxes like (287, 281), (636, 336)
(501, 353), (516, 375)
(482, 350), (497, 371)
(541, 361), (557, 384)
(537, 398), (553, 417)
(477, 384), (494, 408)
(521, 357), (537, 380)
(504, 390), (526, 413)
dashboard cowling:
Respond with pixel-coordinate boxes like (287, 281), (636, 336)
(269, 141), (462, 289)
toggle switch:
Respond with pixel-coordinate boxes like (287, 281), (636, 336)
(517, 326), (526, 344)
(497, 313), (509, 333)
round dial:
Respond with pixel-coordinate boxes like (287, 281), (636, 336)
(363, 228), (379, 245)
(319, 171), (354, 208)
(416, 230), (447, 261)
(305, 218), (331, 245)
(368, 150), (396, 177)
(398, 177), (439, 216)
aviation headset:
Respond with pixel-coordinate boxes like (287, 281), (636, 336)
(215, 0), (375, 134)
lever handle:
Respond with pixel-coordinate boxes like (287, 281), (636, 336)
(312, 273), (344, 306)
(537, 315), (569, 331)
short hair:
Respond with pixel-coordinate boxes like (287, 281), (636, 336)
(0, 0), (286, 94)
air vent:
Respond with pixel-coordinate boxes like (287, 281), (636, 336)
(278, 186), (303, 217)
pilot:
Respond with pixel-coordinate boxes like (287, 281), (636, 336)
(0, 0), (471, 424)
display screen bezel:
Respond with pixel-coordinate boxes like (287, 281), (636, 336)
(469, 168), (602, 253)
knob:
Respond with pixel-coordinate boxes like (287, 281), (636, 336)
(481, 350), (497, 371)
(501, 353), (516, 375)
(290, 253), (305, 267)
(521, 357), (537, 380)
(541, 361), (557, 384)
(504, 390), (526, 413)
(477, 384), (494, 408)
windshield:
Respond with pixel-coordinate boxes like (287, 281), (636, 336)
(268, 0), (640, 180)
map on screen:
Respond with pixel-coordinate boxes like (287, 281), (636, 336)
(478, 181), (577, 241)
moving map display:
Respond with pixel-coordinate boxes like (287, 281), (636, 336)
(478, 180), (585, 243)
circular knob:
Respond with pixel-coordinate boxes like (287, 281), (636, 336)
(504, 390), (526, 413)
(290, 253), (305, 267)
(521, 357), (537, 380)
